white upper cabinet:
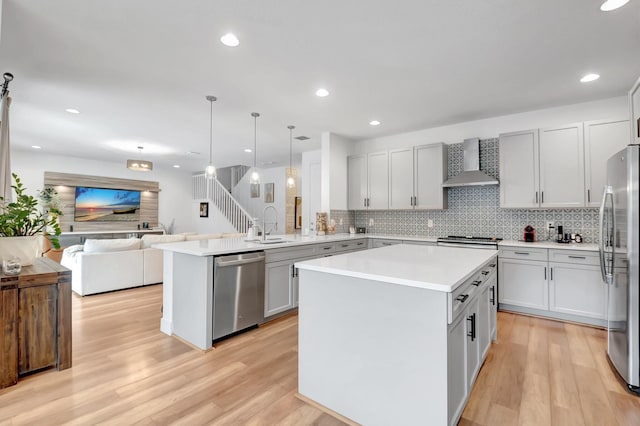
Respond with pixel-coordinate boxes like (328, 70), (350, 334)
(388, 143), (447, 210)
(415, 143), (447, 209)
(538, 123), (585, 208)
(347, 155), (368, 210)
(389, 148), (414, 209)
(347, 152), (388, 210)
(499, 129), (540, 208)
(584, 118), (629, 207)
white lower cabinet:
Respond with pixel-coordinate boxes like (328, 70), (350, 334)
(499, 246), (605, 326)
(447, 312), (468, 426)
(488, 276), (498, 341)
(478, 283), (491, 359)
(549, 262), (605, 319)
(265, 259), (295, 317)
(498, 257), (548, 310)
(465, 296), (481, 390)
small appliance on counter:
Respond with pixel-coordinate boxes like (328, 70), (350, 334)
(523, 225), (535, 242)
(356, 227), (367, 234)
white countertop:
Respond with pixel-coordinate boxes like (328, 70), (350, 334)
(499, 239), (598, 251)
(153, 233), (371, 256)
(296, 244), (498, 292)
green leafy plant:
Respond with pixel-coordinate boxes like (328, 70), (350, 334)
(0, 173), (62, 248)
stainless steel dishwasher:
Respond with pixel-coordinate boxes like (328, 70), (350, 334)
(212, 251), (265, 341)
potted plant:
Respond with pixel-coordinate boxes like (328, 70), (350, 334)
(0, 173), (62, 266)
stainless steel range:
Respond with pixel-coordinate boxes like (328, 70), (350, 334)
(436, 235), (502, 250)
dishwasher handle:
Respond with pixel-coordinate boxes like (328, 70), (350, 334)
(215, 252), (265, 267)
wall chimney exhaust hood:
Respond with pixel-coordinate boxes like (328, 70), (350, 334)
(442, 138), (498, 187)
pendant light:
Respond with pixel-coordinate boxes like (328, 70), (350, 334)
(286, 125), (296, 188)
(249, 112), (261, 185)
(205, 95), (217, 179)
(126, 146), (153, 171)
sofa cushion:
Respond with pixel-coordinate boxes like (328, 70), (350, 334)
(83, 238), (141, 253)
(185, 233), (223, 241)
(140, 234), (186, 248)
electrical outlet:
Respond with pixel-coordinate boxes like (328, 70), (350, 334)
(339, 218), (343, 225)
(369, 218), (374, 226)
(546, 221), (555, 231)
(427, 219), (434, 228)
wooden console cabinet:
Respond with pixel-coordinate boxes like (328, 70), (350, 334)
(1, 257), (71, 389)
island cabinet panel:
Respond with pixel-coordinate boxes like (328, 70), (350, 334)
(447, 313), (468, 425)
(19, 285), (58, 373)
(478, 283), (492, 360)
(0, 284), (18, 388)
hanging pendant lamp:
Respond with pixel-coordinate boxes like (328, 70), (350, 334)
(205, 95), (217, 179)
(249, 112), (261, 186)
(286, 125), (296, 188)
(127, 146), (153, 171)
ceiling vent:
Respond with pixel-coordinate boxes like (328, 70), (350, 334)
(442, 138), (498, 187)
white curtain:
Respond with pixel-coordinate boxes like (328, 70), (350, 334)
(0, 93), (11, 204)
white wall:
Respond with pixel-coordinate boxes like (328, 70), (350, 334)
(11, 150), (194, 233)
(355, 96), (628, 152)
(320, 132), (354, 212)
(191, 198), (238, 234)
(231, 166), (295, 236)
(302, 150), (321, 232)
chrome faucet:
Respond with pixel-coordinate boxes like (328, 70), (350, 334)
(262, 205), (278, 241)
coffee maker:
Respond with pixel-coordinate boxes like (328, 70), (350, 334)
(523, 225), (535, 242)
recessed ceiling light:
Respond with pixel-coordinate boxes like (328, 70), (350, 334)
(172, 164), (180, 168)
(31, 145), (42, 149)
(65, 108), (80, 114)
(220, 33), (240, 47)
(316, 88), (329, 97)
(244, 148), (252, 153)
(369, 120), (381, 126)
(580, 73), (600, 83)
(600, 0), (629, 11)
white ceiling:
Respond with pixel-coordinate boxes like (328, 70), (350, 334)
(1, 0), (639, 173)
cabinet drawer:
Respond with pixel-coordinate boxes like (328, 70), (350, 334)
(334, 240), (367, 253)
(549, 249), (599, 266)
(370, 239), (402, 248)
(313, 243), (336, 255)
(266, 245), (317, 263)
(499, 247), (547, 262)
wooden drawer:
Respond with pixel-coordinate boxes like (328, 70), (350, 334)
(549, 249), (599, 266)
(266, 245), (317, 263)
(499, 246), (547, 262)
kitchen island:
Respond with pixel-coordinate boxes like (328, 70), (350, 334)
(296, 244), (498, 426)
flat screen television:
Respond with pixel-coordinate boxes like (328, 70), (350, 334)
(74, 187), (141, 222)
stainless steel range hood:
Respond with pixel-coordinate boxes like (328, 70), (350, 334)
(442, 138), (499, 187)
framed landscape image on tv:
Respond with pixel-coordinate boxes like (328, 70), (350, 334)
(74, 187), (141, 222)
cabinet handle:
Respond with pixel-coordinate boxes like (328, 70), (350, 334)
(456, 294), (469, 303)
(357, 242), (364, 246)
(544, 266), (547, 280)
(341, 244), (349, 248)
(489, 263), (496, 268)
(587, 189), (591, 203)
(550, 267), (553, 281)
(323, 246), (332, 250)
(481, 271), (489, 275)
(364, 198), (367, 208)
(514, 251), (530, 255)
(568, 255), (586, 260)
(490, 286), (496, 306)
(291, 264), (296, 279)
(541, 191), (544, 204)
(535, 191), (538, 204)
(467, 313), (476, 341)
(472, 280), (482, 286)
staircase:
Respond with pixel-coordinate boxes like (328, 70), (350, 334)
(192, 174), (252, 233)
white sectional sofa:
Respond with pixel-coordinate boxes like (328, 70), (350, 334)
(61, 233), (233, 296)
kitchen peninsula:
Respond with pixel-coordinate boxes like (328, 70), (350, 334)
(296, 244), (498, 426)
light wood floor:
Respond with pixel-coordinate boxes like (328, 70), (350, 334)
(0, 285), (638, 425)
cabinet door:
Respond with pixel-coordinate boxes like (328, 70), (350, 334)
(415, 143), (447, 209)
(498, 258), (548, 310)
(388, 148), (414, 209)
(549, 262), (605, 319)
(347, 155), (368, 210)
(499, 130), (540, 208)
(447, 313), (468, 426)
(18, 285), (58, 374)
(488, 277), (498, 341)
(265, 260), (294, 317)
(477, 284), (491, 360)
(367, 152), (389, 209)
(466, 297), (481, 389)
(584, 119), (630, 207)
(1, 287), (18, 388)
(539, 123), (585, 207)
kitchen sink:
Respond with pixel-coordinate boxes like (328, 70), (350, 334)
(250, 238), (291, 245)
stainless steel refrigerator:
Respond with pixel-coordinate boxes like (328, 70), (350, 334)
(600, 76), (640, 394)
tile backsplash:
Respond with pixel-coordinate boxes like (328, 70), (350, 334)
(331, 138), (599, 243)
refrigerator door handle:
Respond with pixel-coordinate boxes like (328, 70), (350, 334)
(599, 185), (611, 283)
